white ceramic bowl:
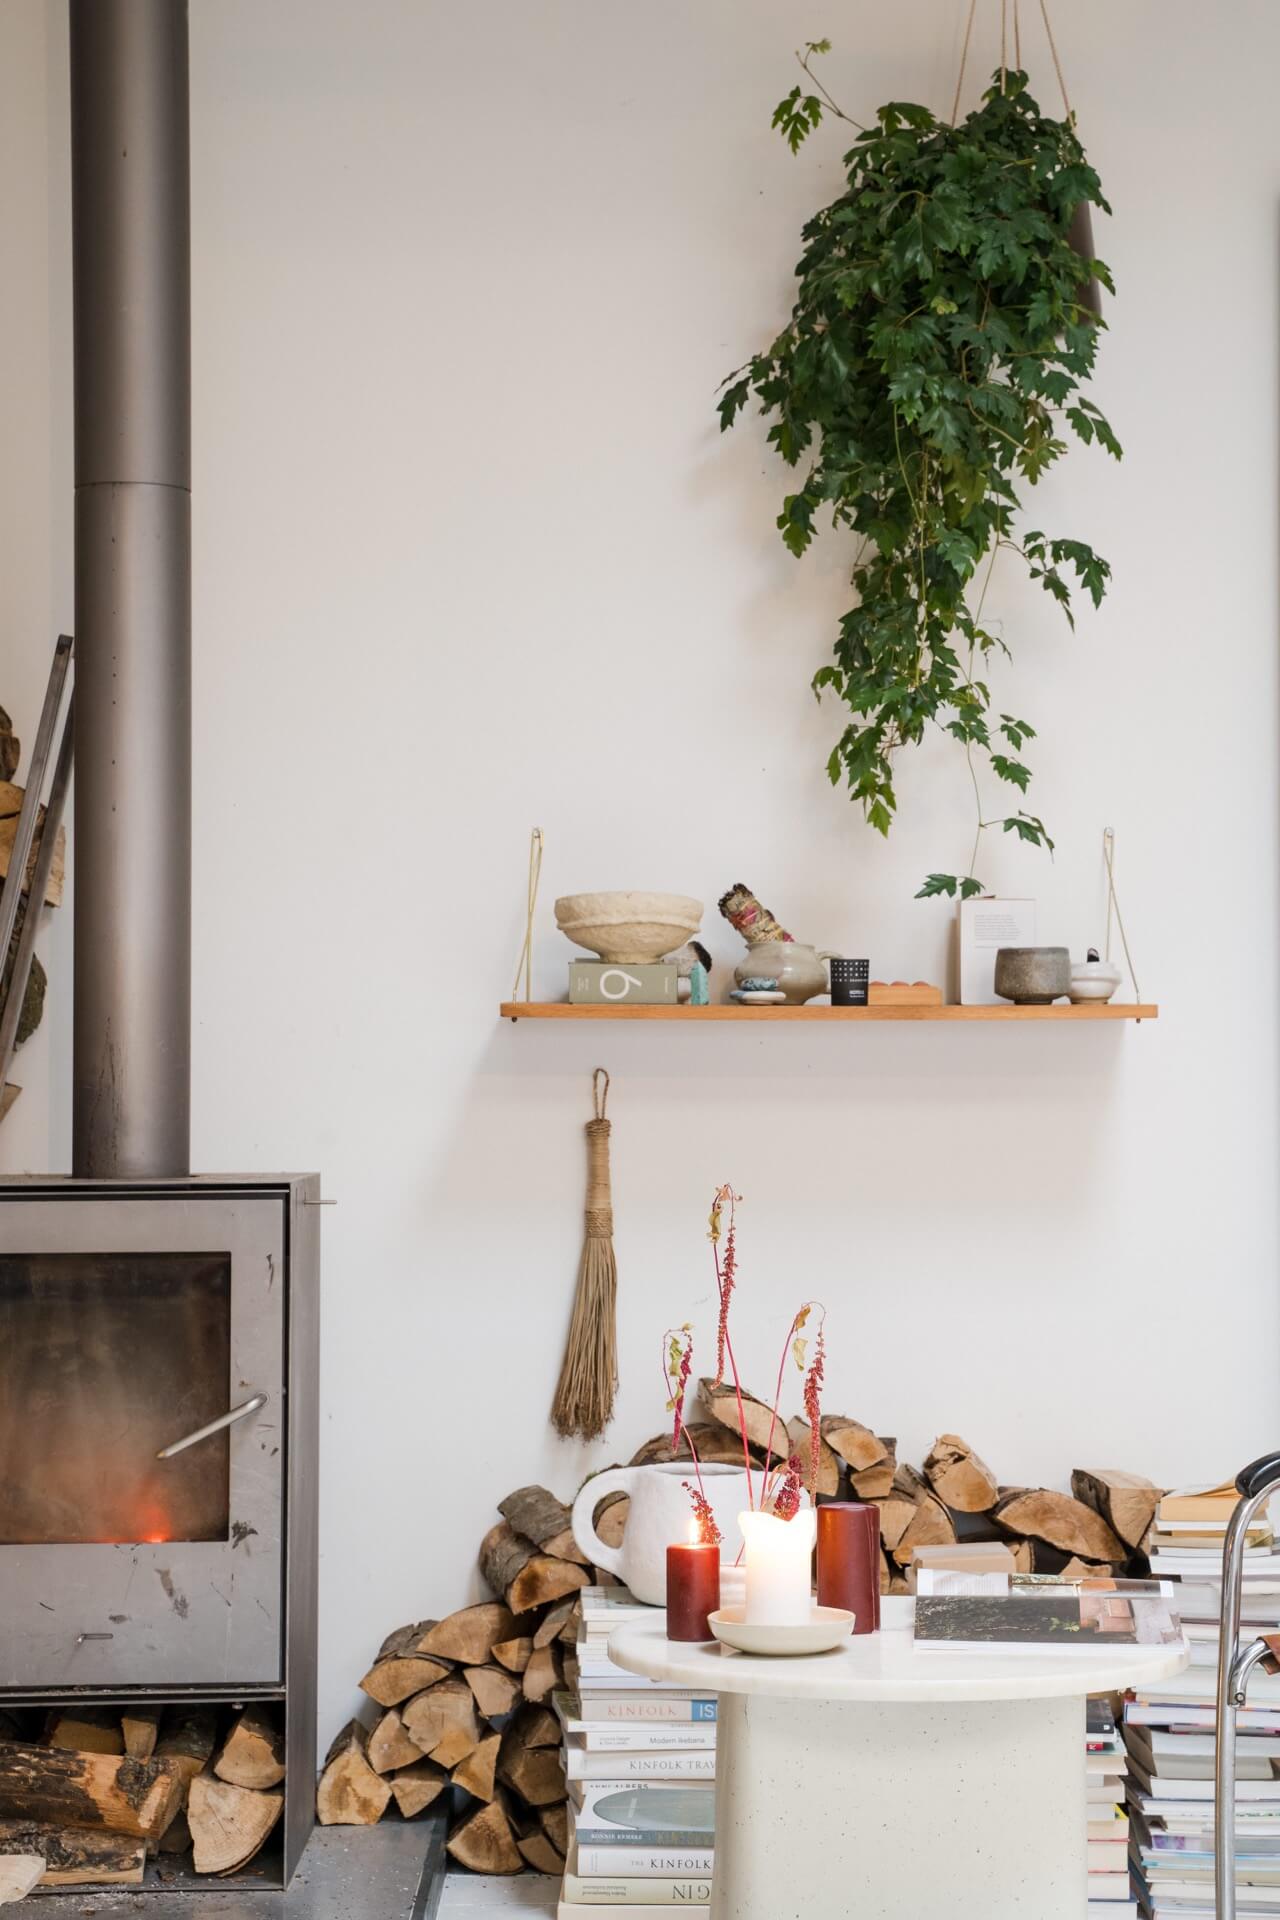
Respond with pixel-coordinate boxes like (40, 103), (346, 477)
(708, 1605), (854, 1657)
(555, 891), (703, 964)
(1068, 958), (1123, 1003)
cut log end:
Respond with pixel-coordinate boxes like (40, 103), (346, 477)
(188, 1775), (283, 1876)
(213, 1705), (286, 1791)
(316, 1722), (391, 1828)
(447, 1796), (522, 1875)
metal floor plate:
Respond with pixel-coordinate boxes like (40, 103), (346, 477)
(44, 1822), (446, 1920)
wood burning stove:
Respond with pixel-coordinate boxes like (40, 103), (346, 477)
(0, 1176), (320, 1887)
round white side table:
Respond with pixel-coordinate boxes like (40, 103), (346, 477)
(608, 1621), (1188, 1920)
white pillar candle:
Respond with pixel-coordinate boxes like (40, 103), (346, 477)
(740, 1508), (817, 1625)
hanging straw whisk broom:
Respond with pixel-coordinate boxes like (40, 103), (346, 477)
(550, 1067), (618, 1441)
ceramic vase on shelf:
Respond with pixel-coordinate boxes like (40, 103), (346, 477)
(571, 1462), (752, 1607)
(732, 942), (831, 1006)
(740, 1507), (817, 1624)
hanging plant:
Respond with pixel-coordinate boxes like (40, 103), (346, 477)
(719, 47), (1118, 899)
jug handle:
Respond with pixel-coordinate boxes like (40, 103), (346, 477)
(571, 1466), (635, 1578)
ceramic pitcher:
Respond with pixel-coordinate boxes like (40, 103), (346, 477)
(572, 1462), (752, 1606)
(733, 940), (833, 1005)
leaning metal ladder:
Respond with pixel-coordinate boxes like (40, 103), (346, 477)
(1215, 1450), (1280, 1919)
(0, 636), (73, 1115)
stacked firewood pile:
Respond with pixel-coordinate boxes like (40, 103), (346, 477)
(0, 1701), (285, 1889)
(318, 1486), (604, 1876)
(684, 1381), (1161, 1585)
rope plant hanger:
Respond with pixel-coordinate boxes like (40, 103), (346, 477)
(952, 1), (1100, 317)
(550, 1068), (619, 1441)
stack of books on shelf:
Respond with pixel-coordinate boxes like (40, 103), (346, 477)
(1088, 1695), (1135, 1915)
(1126, 1480), (1280, 1918)
(555, 1586), (715, 1917)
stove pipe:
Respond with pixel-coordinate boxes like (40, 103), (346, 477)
(70, 0), (192, 1178)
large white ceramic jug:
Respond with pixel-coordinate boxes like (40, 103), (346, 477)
(572, 1462), (752, 1606)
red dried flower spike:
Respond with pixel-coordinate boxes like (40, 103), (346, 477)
(683, 1480), (723, 1547)
(712, 1187), (738, 1391)
(803, 1324), (826, 1493)
(773, 1456), (804, 1520)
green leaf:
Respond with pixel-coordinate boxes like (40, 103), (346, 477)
(915, 873), (959, 899)
(998, 713), (1036, 749)
(771, 85), (824, 154)
(989, 753), (1031, 792)
(717, 378), (751, 433)
(1001, 812), (1056, 852)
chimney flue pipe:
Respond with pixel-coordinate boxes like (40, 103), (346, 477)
(70, 0), (192, 1177)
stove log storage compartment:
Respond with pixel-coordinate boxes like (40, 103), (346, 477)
(0, 1178), (320, 1889)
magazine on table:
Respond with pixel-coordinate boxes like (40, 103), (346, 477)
(913, 1575), (1182, 1651)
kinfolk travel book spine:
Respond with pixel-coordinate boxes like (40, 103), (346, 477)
(565, 1751), (717, 1781)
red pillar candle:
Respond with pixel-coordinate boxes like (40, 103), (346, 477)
(816, 1501), (881, 1635)
(666, 1542), (720, 1641)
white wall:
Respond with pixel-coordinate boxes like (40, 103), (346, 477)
(3, 0), (1278, 1751)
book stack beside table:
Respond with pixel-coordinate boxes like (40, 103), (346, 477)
(556, 1587), (715, 1917)
(1087, 1696), (1136, 1916)
(1125, 1481), (1280, 1919)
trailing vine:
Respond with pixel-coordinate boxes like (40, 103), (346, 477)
(719, 51), (1118, 899)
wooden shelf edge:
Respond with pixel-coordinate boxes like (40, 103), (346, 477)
(499, 1002), (1159, 1024)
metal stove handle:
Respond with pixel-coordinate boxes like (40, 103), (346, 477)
(156, 1393), (268, 1461)
(1216, 1451), (1280, 1920)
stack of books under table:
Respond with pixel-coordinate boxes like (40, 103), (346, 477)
(1088, 1695), (1136, 1915)
(1125, 1481), (1280, 1917)
(555, 1587), (715, 1917)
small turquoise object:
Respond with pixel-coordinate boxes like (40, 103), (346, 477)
(689, 962), (710, 1006)
(739, 977), (777, 992)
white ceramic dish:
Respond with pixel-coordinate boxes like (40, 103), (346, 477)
(554, 891), (703, 964)
(708, 1604), (855, 1657)
(1068, 953), (1123, 1003)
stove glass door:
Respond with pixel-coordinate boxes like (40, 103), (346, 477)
(0, 1192), (284, 1688)
(0, 1251), (232, 1546)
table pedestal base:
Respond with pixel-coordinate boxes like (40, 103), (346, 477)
(712, 1689), (1085, 1919)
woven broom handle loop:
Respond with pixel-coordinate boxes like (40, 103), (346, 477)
(584, 1117), (613, 1234)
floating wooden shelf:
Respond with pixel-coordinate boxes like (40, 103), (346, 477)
(500, 1002), (1158, 1023)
